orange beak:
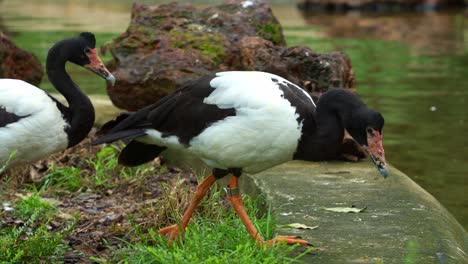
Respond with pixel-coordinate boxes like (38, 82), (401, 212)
(84, 48), (115, 86)
(363, 128), (389, 177)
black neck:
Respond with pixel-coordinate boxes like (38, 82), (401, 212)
(294, 89), (363, 160)
(46, 40), (95, 148)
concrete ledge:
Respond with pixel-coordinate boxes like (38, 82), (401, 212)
(241, 161), (468, 263)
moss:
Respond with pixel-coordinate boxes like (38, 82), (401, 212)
(256, 22), (283, 45)
(200, 42), (225, 64)
(168, 29), (226, 65)
(111, 25), (158, 54)
(149, 15), (165, 25)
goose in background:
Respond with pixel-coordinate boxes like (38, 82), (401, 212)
(0, 32), (115, 169)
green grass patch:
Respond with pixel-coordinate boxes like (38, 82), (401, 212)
(1, 146), (310, 263)
(38, 146), (163, 194)
(405, 240), (419, 264)
(110, 191), (311, 264)
(0, 190), (75, 263)
(0, 211), (73, 263)
(13, 193), (56, 219)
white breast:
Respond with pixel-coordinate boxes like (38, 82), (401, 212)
(0, 79), (69, 166)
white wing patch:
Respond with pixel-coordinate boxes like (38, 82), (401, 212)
(0, 79), (52, 116)
(140, 129), (182, 150)
(208, 71), (315, 108)
(207, 71), (288, 109)
(189, 71), (305, 174)
(0, 79), (69, 166)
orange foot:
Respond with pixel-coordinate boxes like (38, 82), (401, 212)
(266, 235), (313, 247)
(158, 224), (180, 241)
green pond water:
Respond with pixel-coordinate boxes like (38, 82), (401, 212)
(1, 0), (467, 231)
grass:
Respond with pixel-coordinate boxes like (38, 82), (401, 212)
(0, 191), (75, 263)
(405, 240), (418, 264)
(0, 144), (312, 263)
(104, 194), (308, 264)
(0, 151), (16, 175)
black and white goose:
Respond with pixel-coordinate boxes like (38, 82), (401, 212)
(94, 71), (388, 246)
(0, 32), (115, 169)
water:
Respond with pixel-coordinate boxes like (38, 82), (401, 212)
(1, 1), (467, 230)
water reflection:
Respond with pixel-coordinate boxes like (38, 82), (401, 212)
(298, 11), (466, 56)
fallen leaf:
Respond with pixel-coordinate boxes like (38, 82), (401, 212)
(323, 206), (367, 213)
(57, 212), (74, 220)
(2, 202), (13, 212)
(280, 223), (318, 230)
(302, 214), (318, 221)
(15, 193), (32, 199)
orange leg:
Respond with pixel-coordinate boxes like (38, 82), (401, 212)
(226, 176), (312, 247)
(159, 175), (216, 241)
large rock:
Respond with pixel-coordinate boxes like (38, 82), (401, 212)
(233, 37), (355, 98)
(297, 0), (466, 12)
(0, 32), (43, 86)
(105, 0), (355, 111)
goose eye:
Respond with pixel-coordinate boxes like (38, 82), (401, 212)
(366, 127), (373, 134)
(84, 47), (91, 54)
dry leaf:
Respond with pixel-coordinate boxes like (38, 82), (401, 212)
(2, 202), (14, 212)
(57, 212), (74, 220)
(280, 223), (319, 230)
(324, 206), (367, 213)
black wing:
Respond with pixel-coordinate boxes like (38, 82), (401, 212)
(118, 141), (166, 166)
(94, 74), (236, 146)
(272, 78), (316, 123)
(0, 107), (29, 128)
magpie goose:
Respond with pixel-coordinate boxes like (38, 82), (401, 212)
(0, 32), (115, 169)
(94, 71), (387, 246)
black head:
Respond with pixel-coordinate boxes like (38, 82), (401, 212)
(347, 108), (384, 146)
(66, 32), (97, 66)
(348, 107), (388, 177)
(49, 32), (115, 86)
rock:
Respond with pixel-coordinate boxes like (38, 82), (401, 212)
(280, 46), (356, 100)
(105, 0), (355, 111)
(231, 38), (355, 99)
(297, 0), (466, 12)
(0, 32), (43, 86)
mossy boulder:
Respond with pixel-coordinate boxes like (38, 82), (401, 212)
(105, 0), (355, 110)
(0, 32), (43, 86)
